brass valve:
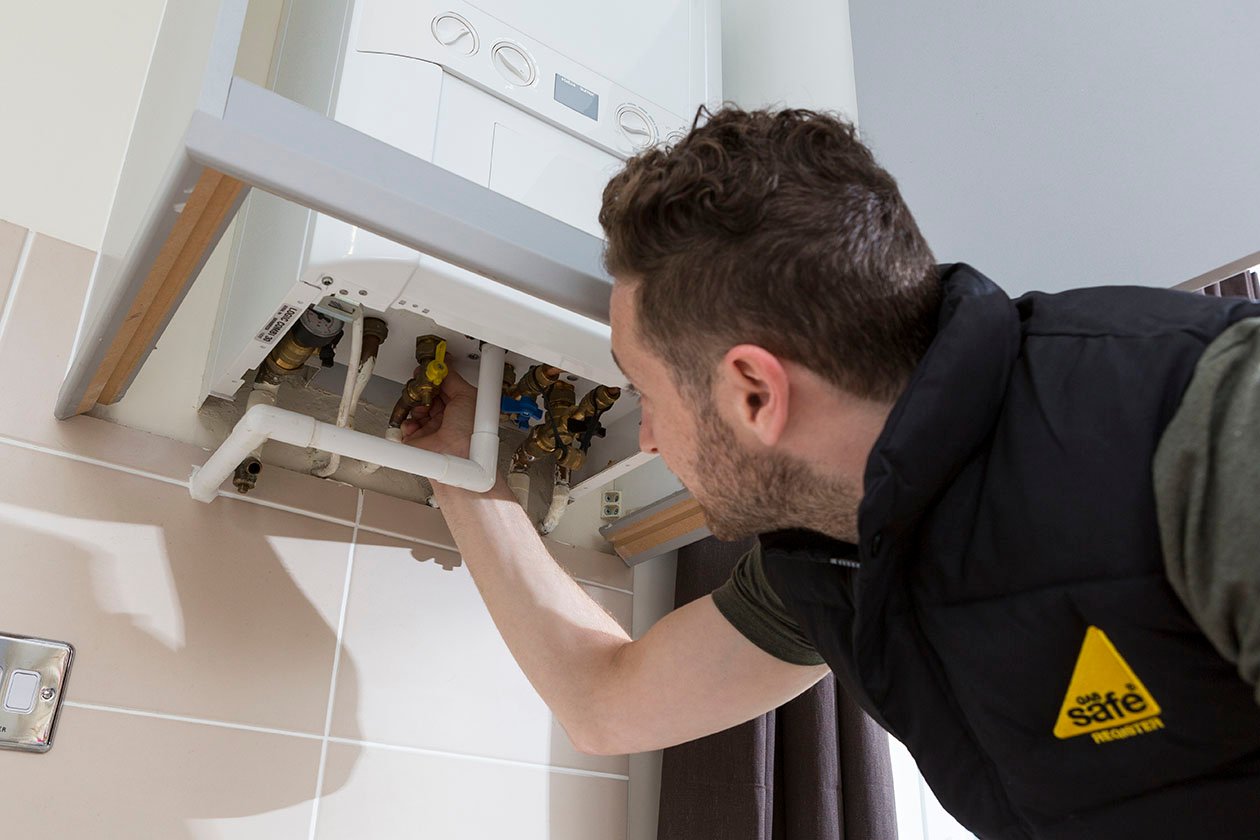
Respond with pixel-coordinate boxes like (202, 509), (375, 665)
(388, 334), (450, 428)
(510, 374), (622, 473)
(514, 381), (589, 470)
(417, 335), (449, 391)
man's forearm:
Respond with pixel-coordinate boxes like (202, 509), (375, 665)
(432, 480), (632, 751)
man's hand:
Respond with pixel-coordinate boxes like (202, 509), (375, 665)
(401, 369), (478, 461)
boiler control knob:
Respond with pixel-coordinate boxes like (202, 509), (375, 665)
(492, 42), (537, 86)
(616, 105), (656, 150)
(431, 13), (477, 55)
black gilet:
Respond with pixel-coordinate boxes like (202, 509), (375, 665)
(763, 265), (1260, 839)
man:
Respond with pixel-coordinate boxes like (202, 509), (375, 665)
(401, 107), (1260, 839)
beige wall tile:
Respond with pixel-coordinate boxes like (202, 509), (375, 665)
(0, 442), (355, 734)
(588, 581), (634, 631)
(361, 488), (633, 590)
(2, 705), (320, 838)
(0, 233), (357, 522)
(0, 219), (27, 305)
(359, 487), (457, 545)
(547, 537), (633, 591)
(330, 533), (631, 775)
(317, 742), (628, 840)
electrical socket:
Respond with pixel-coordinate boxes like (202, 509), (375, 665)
(601, 490), (623, 521)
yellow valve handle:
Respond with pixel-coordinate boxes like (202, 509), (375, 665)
(426, 340), (449, 385)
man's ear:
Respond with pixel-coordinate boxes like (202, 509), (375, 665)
(716, 344), (790, 447)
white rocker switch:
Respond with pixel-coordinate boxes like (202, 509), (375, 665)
(4, 670), (41, 714)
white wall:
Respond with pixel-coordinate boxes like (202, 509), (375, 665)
(720, 0), (858, 120)
(0, 1), (167, 249)
(0, 0), (284, 251)
(847, 0), (1260, 295)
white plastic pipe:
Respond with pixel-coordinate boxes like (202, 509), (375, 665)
(244, 380), (280, 463)
(191, 344), (507, 502)
(353, 355), (385, 475)
(313, 306), (364, 478)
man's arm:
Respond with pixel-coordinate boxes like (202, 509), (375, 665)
(435, 480), (830, 755)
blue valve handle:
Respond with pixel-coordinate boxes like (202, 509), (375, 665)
(500, 395), (544, 430)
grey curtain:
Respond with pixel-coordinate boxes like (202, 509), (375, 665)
(657, 537), (899, 840)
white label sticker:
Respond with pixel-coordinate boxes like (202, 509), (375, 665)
(256, 305), (300, 344)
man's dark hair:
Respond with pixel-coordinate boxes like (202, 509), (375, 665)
(599, 106), (941, 402)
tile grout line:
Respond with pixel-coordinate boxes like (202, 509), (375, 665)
(323, 735), (631, 781)
(60, 700), (631, 782)
(215, 488), (357, 530)
(308, 489), (364, 840)
(0, 229), (36, 344)
(0, 435), (358, 530)
(62, 700), (323, 742)
(0, 434), (190, 490)
(570, 578), (634, 596)
(355, 523), (634, 595)
(352, 523), (458, 553)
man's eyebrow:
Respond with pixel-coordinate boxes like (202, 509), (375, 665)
(609, 347), (639, 393)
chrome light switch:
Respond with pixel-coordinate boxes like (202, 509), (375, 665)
(0, 633), (73, 753)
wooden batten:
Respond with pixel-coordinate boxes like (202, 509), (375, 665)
(604, 492), (709, 563)
(75, 167), (245, 414)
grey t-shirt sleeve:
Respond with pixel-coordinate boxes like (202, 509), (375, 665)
(1155, 316), (1260, 704)
(711, 543), (826, 667)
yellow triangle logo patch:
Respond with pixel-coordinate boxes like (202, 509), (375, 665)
(1053, 626), (1163, 742)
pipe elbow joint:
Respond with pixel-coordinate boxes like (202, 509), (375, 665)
(239, 403), (283, 434)
(460, 465), (499, 494)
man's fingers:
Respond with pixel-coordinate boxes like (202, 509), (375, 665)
(411, 401), (445, 424)
(405, 367), (475, 399)
(439, 370), (476, 399)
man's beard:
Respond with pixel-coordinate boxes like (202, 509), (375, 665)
(684, 408), (861, 543)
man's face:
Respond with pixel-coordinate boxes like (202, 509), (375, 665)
(608, 281), (702, 494)
(609, 281), (835, 541)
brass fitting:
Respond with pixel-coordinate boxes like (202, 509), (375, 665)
(257, 307), (342, 384)
(507, 365), (562, 400)
(233, 457), (262, 493)
(361, 317), (389, 362)
(515, 424), (569, 468)
(513, 381), (585, 469)
(544, 381), (576, 423)
(510, 447), (535, 474)
(555, 444), (585, 471)
(569, 385), (621, 425)
(512, 382), (623, 472)
(388, 335), (450, 428)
